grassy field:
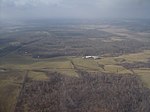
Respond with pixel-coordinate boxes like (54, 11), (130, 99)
(0, 70), (25, 112)
(97, 57), (118, 65)
(72, 58), (104, 72)
(0, 50), (150, 81)
(133, 68), (150, 88)
(0, 54), (36, 65)
(30, 61), (74, 69)
(104, 65), (132, 74)
(117, 50), (150, 63)
(28, 71), (49, 81)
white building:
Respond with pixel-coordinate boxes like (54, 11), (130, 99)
(82, 56), (100, 59)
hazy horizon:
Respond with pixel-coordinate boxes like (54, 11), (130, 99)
(1, 0), (150, 21)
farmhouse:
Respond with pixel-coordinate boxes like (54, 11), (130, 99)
(82, 56), (100, 59)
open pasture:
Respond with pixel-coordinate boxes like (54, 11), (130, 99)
(0, 70), (25, 112)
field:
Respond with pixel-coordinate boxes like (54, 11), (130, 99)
(1, 50), (150, 77)
(0, 70), (25, 112)
(133, 68), (150, 87)
(0, 19), (150, 112)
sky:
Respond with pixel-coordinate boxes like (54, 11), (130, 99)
(0, 0), (150, 20)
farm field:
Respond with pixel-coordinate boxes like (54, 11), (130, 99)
(0, 70), (25, 112)
(0, 20), (150, 112)
(0, 50), (150, 87)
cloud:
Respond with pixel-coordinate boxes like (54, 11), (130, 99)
(0, 0), (150, 20)
(1, 0), (63, 7)
(1, 0), (150, 7)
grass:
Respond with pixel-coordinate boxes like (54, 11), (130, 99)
(0, 60), (74, 71)
(0, 50), (150, 87)
(58, 69), (78, 77)
(72, 58), (104, 72)
(0, 54), (36, 65)
(28, 71), (49, 81)
(28, 61), (78, 77)
(118, 50), (150, 63)
(30, 61), (74, 69)
(96, 57), (118, 65)
(97, 50), (150, 65)
(104, 65), (132, 74)
(72, 58), (132, 74)
(133, 68), (150, 88)
(0, 81), (21, 112)
(0, 70), (25, 112)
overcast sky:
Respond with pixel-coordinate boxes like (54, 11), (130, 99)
(0, 0), (150, 20)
